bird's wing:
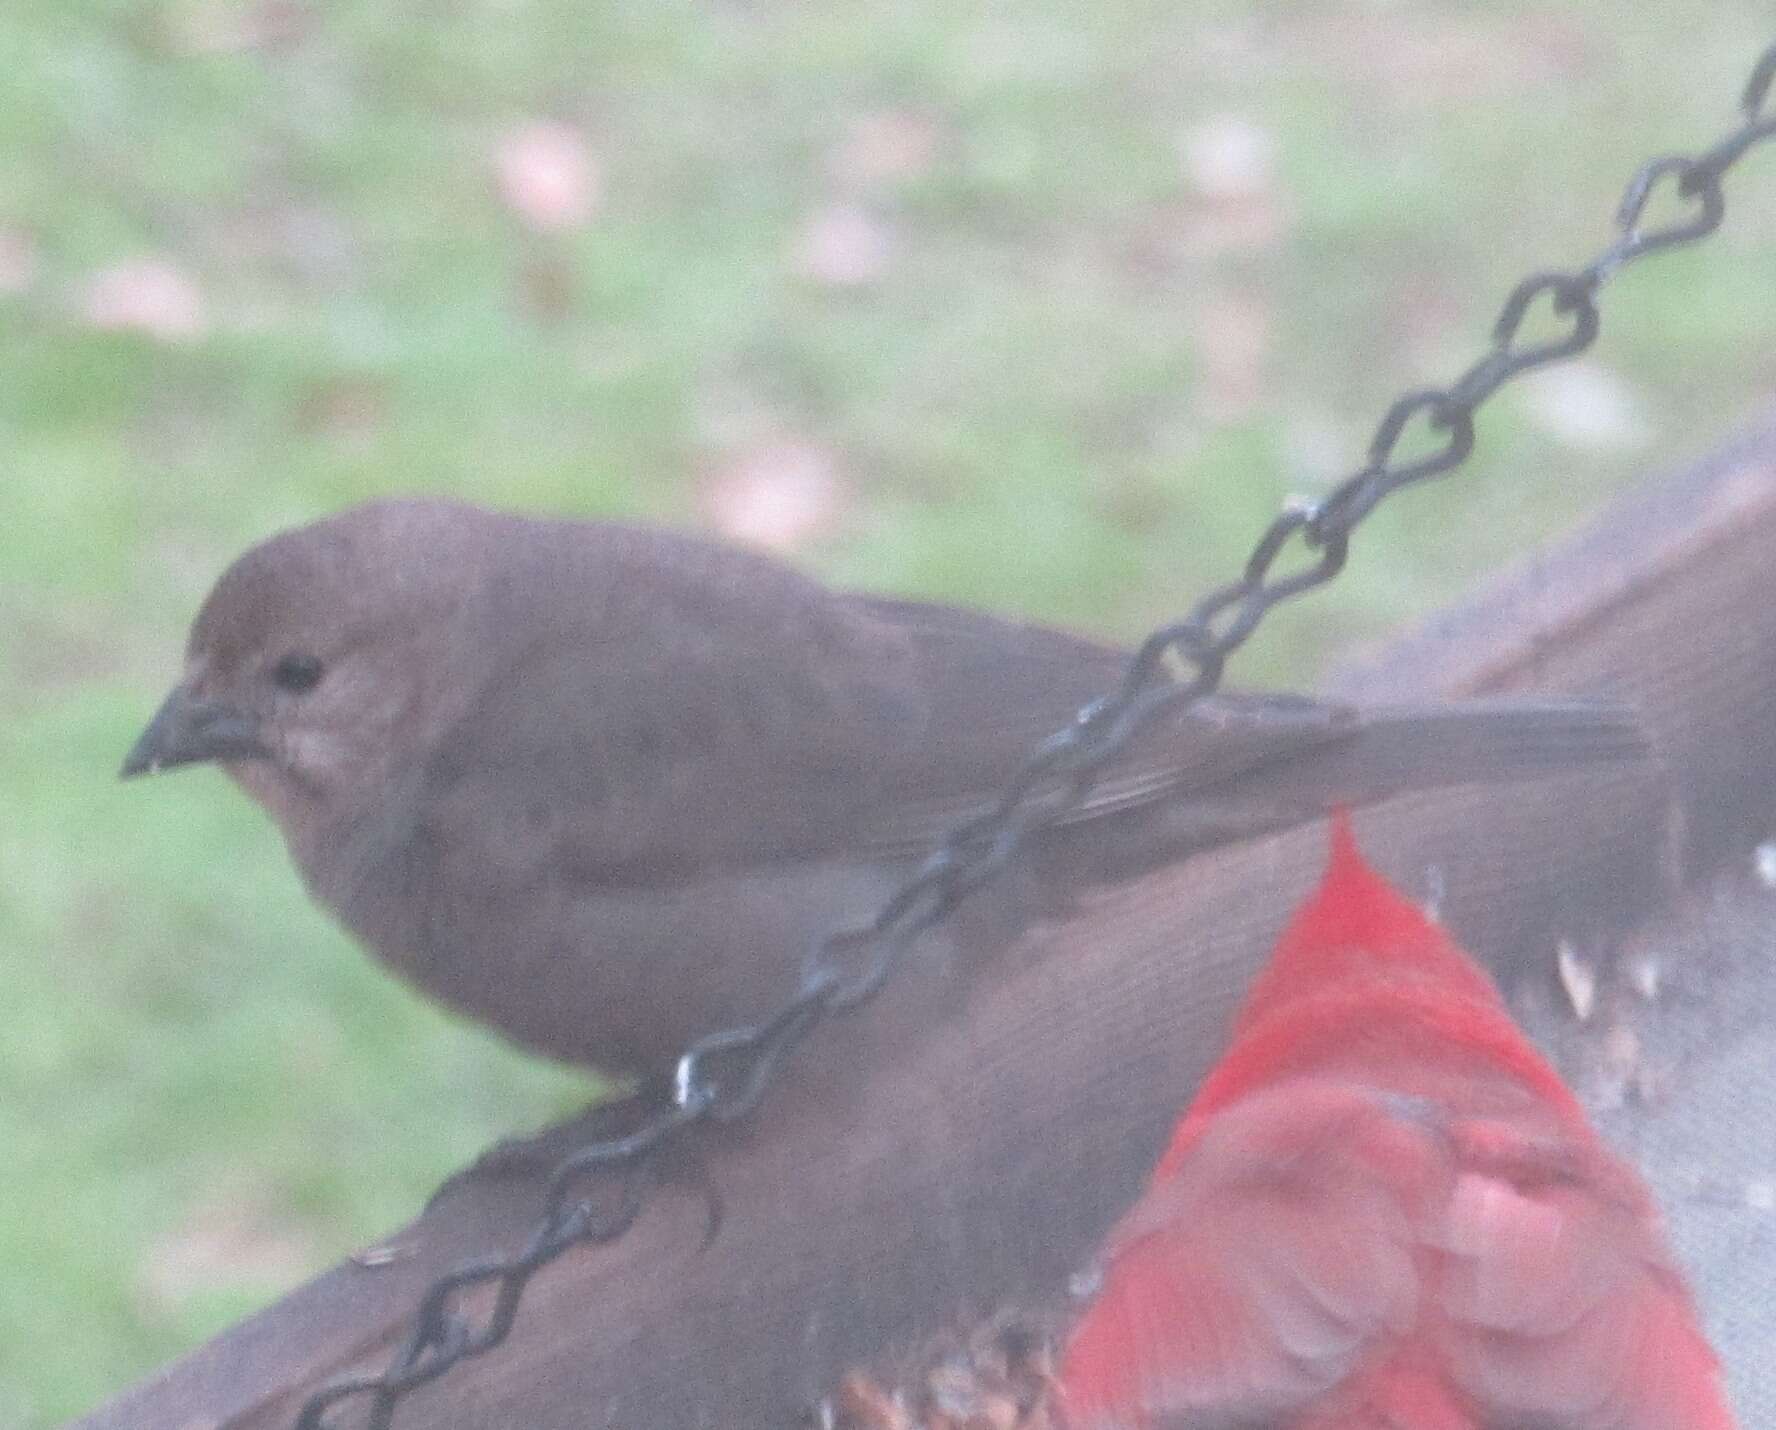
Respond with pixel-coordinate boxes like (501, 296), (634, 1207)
(1062, 1081), (1447, 1430)
(1435, 1120), (1738, 1430)
(843, 595), (1359, 848)
(1061, 1101), (1736, 1430)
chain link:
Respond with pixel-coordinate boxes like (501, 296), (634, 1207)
(295, 39), (1776, 1429)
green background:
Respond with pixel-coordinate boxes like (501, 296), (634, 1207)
(2, 3), (1773, 1423)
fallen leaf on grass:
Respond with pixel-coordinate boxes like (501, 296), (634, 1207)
(795, 202), (895, 288)
(495, 121), (602, 233)
(79, 258), (207, 341)
(702, 439), (846, 553)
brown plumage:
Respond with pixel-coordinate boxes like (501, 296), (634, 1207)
(123, 498), (1648, 1081)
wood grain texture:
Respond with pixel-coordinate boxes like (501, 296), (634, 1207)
(80, 416), (1776, 1430)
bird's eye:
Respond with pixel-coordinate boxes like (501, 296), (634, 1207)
(270, 652), (325, 694)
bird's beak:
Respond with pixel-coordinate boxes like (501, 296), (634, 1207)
(120, 686), (270, 778)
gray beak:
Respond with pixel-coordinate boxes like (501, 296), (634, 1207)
(120, 686), (270, 778)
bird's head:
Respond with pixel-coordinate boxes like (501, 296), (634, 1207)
(122, 500), (491, 827)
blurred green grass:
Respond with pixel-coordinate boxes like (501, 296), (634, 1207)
(3, 3), (1775, 1423)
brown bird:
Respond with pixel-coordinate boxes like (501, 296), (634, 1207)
(123, 498), (1647, 1085)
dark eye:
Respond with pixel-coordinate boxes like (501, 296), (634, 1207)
(270, 652), (325, 694)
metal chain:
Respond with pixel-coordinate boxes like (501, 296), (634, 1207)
(295, 39), (1776, 1429)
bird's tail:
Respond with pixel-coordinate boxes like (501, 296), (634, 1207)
(1310, 696), (1654, 797)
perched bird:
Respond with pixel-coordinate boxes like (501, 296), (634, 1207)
(123, 499), (1648, 1084)
(1058, 812), (1736, 1430)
